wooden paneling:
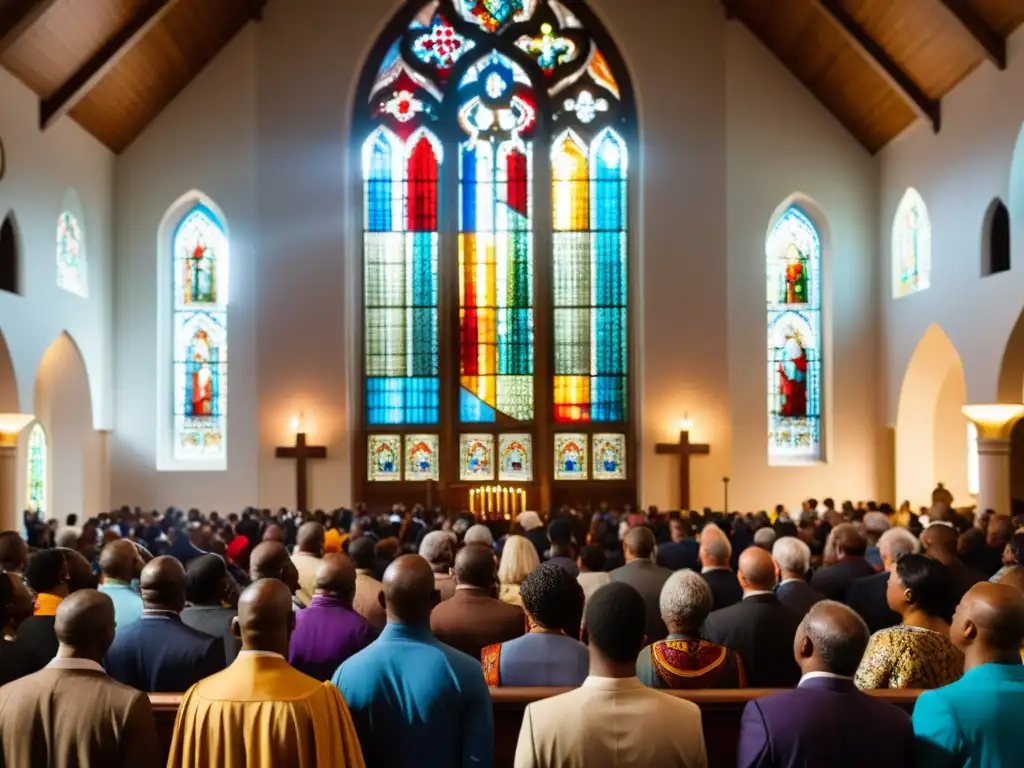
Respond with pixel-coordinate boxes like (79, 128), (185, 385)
(731, 0), (917, 153)
(2, 0), (145, 97)
(842, 0), (982, 99)
(69, 0), (250, 152)
(967, 0), (1024, 36)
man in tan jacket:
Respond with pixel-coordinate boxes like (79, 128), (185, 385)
(514, 582), (707, 768)
(0, 589), (160, 767)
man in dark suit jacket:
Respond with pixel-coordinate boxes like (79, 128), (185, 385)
(698, 524), (743, 611)
(920, 522), (986, 617)
(772, 537), (823, 617)
(431, 544), (525, 659)
(656, 518), (699, 572)
(702, 547), (802, 687)
(609, 528), (673, 643)
(105, 556), (223, 692)
(737, 601), (914, 768)
(810, 524), (876, 603)
(846, 527), (919, 632)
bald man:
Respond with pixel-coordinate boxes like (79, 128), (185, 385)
(609, 527), (674, 642)
(104, 556), (223, 692)
(920, 522), (986, 610)
(98, 539), (145, 632)
(913, 583), (1024, 768)
(738, 601), (913, 768)
(250, 541), (301, 605)
(168, 579), (364, 768)
(291, 521), (325, 607)
(334, 555), (494, 767)
(0, 590), (160, 767)
(288, 553), (376, 681)
(702, 546), (802, 687)
(810, 523), (876, 603)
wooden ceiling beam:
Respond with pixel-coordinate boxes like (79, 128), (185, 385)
(39, 0), (183, 131)
(0, 0), (61, 57)
(814, 0), (941, 133)
(935, 0), (1006, 70)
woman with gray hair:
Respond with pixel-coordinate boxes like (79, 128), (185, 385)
(635, 570), (746, 689)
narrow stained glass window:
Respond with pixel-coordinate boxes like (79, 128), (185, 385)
(56, 211), (87, 297)
(173, 204), (228, 461)
(767, 206), (822, 462)
(26, 423), (46, 516)
(892, 187), (931, 298)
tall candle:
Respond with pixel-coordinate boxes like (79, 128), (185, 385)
(469, 489), (475, 514)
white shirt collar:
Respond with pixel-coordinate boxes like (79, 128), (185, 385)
(799, 671), (853, 686)
(779, 578), (806, 586)
(743, 590), (775, 598)
(701, 566), (730, 574)
(46, 657), (106, 674)
(236, 650), (286, 660)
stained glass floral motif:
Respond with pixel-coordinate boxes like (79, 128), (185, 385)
(892, 187), (931, 298)
(458, 0), (536, 32)
(767, 205), (822, 462)
(56, 211), (86, 297)
(460, 433), (496, 480)
(499, 433), (533, 481)
(381, 90), (426, 122)
(592, 433), (625, 480)
(173, 204), (229, 460)
(368, 435), (402, 481)
(554, 433), (587, 480)
(412, 14), (475, 71)
(516, 23), (578, 75)
(405, 434), (440, 480)
(564, 91), (608, 124)
(26, 423), (46, 515)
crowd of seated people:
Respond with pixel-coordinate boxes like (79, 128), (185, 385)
(0, 491), (1022, 766)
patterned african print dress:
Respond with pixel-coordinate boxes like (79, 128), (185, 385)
(635, 634), (746, 689)
(854, 625), (964, 690)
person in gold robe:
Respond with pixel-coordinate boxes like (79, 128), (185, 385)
(166, 578), (365, 768)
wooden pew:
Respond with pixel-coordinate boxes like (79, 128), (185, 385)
(151, 688), (919, 768)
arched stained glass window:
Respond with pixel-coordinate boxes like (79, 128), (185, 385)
(57, 210), (87, 297)
(26, 423), (46, 516)
(358, 0), (634, 507)
(172, 204), (228, 461)
(767, 205), (823, 463)
(892, 187), (931, 298)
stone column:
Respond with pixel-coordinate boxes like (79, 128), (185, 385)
(963, 405), (1024, 516)
(0, 434), (16, 531)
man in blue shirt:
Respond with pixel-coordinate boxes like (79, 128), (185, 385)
(97, 540), (144, 632)
(913, 582), (1024, 768)
(333, 554), (493, 767)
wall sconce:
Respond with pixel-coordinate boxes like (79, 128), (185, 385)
(290, 412), (305, 436)
(679, 411), (693, 433)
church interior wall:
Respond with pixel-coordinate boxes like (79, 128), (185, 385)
(724, 22), (882, 513)
(0, 68), (114, 524)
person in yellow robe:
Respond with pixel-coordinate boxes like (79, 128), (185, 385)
(167, 578), (364, 768)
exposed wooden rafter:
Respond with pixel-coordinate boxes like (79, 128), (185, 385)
(0, 0), (61, 57)
(814, 0), (942, 133)
(935, 0), (1006, 70)
(39, 0), (184, 131)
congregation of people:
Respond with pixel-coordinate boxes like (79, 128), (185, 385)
(1, 490), (1024, 767)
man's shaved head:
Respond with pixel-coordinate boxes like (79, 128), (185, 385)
(624, 527), (655, 560)
(54, 589), (116, 661)
(234, 578), (295, 655)
(795, 600), (870, 676)
(140, 556), (187, 612)
(297, 522), (325, 556)
(920, 523), (958, 557)
(739, 546), (777, 591)
(250, 541), (300, 595)
(315, 553), (357, 604)
(954, 582), (1024, 656)
(262, 524), (285, 544)
(454, 543), (496, 590)
(383, 555), (436, 624)
(99, 539), (143, 583)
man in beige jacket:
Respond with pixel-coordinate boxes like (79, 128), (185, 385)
(514, 581), (708, 768)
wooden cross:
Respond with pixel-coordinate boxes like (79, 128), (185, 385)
(655, 431), (710, 510)
(275, 432), (327, 512)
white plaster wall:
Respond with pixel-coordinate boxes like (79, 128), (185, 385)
(111, 29), (259, 511)
(0, 69), (114, 426)
(933, 365), (970, 506)
(725, 23), (882, 512)
(882, 29), (1024, 415)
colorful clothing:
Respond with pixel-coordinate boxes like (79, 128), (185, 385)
(855, 625), (963, 690)
(33, 593), (62, 617)
(482, 632), (588, 687)
(636, 634), (746, 689)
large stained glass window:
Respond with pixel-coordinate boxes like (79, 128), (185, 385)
(173, 204), (228, 461)
(56, 211), (87, 297)
(892, 187), (931, 298)
(767, 205), (822, 462)
(26, 423), (46, 515)
(358, 0), (633, 497)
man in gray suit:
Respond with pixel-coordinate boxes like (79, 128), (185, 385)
(610, 527), (673, 642)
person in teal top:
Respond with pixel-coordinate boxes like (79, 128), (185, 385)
(332, 554), (493, 767)
(913, 582), (1024, 768)
(96, 540), (144, 631)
